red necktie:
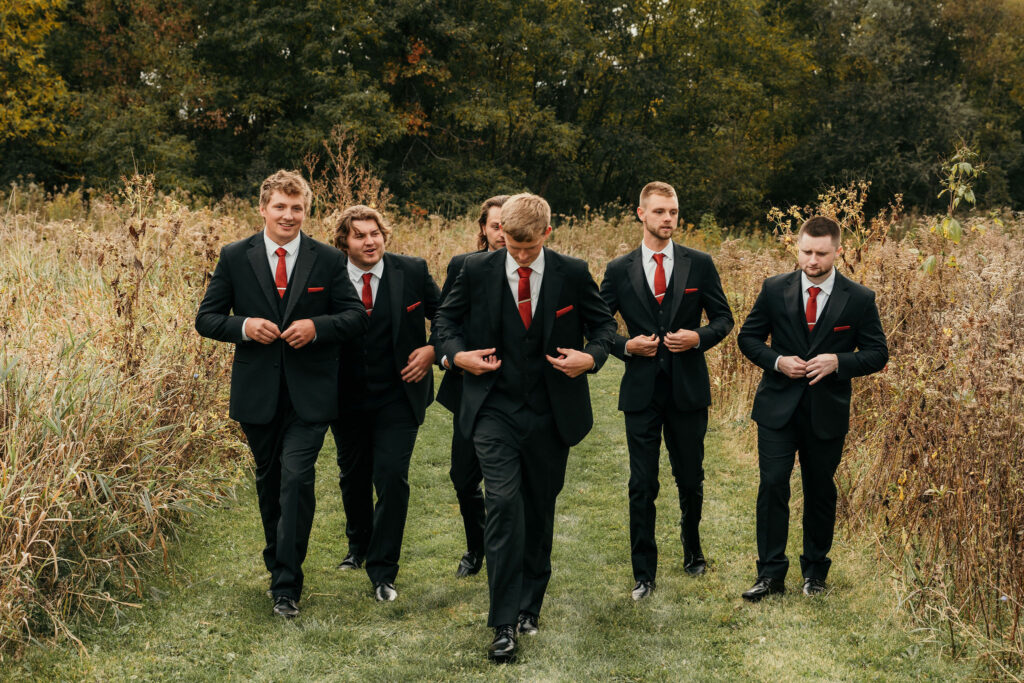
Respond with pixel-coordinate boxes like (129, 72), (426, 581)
(274, 247), (288, 298)
(361, 273), (374, 315)
(517, 266), (532, 329)
(806, 286), (821, 331)
(652, 253), (666, 305)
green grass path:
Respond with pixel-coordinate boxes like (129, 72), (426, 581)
(11, 364), (977, 681)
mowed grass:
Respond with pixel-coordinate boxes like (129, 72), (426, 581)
(9, 363), (978, 681)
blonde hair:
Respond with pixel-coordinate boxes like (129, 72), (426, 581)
(334, 204), (392, 250)
(500, 193), (551, 242)
(639, 181), (677, 207)
(259, 170), (312, 211)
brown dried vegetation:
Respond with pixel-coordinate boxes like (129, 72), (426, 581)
(1, 175), (1022, 673)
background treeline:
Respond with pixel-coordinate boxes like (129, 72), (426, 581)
(3, 0), (1023, 221)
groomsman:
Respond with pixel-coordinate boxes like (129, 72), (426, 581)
(436, 194), (509, 578)
(435, 193), (616, 663)
(195, 170), (367, 618)
(331, 205), (441, 602)
(599, 182), (733, 601)
(737, 216), (887, 600)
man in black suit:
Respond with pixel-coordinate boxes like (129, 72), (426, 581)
(435, 193), (616, 663)
(737, 216), (888, 600)
(436, 194), (508, 579)
(599, 182), (733, 601)
(195, 170), (367, 618)
(330, 205), (441, 602)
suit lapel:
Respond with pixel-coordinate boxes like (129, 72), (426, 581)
(386, 254), (404, 347)
(626, 249), (657, 324)
(540, 248), (564, 348)
(282, 233), (316, 325)
(807, 272), (850, 356)
(783, 270), (809, 348)
(247, 234), (280, 316)
(486, 250), (504, 338)
(667, 242), (690, 323)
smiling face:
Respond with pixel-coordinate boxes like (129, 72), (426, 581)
(343, 218), (386, 269)
(797, 232), (840, 283)
(637, 192), (678, 248)
(259, 190), (306, 246)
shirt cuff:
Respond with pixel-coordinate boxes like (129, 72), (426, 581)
(773, 355), (781, 372)
(241, 317), (251, 341)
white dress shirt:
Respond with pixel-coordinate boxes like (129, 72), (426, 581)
(773, 267), (837, 371)
(505, 248), (544, 315)
(241, 231), (301, 341)
(347, 257), (386, 309)
(641, 241), (674, 295)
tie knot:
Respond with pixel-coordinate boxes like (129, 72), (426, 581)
(652, 253), (665, 265)
(275, 247), (286, 257)
(517, 266), (532, 279)
(362, 272), (373, 284)
(808, 286), (821, 298)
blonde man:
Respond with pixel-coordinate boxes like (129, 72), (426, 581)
(196, 170), (367, 618)
(599, 182), (734, 601)
(435, 193), (616, 663)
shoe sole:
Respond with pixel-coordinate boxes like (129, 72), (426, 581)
(741, 591), (785, 603)
(488, 652), (517, 664)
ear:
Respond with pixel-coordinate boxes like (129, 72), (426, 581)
(636, 206), (645, 222)
(543, 226), (553, 237)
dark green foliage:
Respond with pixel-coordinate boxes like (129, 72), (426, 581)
(4, 0), (1023, 219)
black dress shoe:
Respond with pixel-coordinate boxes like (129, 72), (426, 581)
(488, 624), (517, 663)
(741, 577), (785, 602)
(516, 612), (539, 635)
(803, 577), (828, 596)
(374, 582), (398, 602)
(272, 595), (299, 618)
(631, 579), (655, 601)
(455, 550), (483, 578)
(684, 554), (707, 576)
(337, 552), (363, 570)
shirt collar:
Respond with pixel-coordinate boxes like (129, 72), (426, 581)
(348, 255), (386, 281)
(264, 230), (301, 256)
(801, 267), (836, 295)
(641, 241), (673, 263)
(505, 248), (545, 277)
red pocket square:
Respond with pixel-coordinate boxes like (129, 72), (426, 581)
(307, 286), (324, 293)
(833, 325), (851, 332)
(685, 288), (699, 294)
(556, 305), (574, 318)
(406, 301), (422, 312)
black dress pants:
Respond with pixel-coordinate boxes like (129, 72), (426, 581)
(755, 392), (846, 581)
(623, 372), (708, 582)
(449, 410), (486, 554)
(331, 397), (419, 585)
(239, 386), (327, 601)
(473, 403), (569, 627)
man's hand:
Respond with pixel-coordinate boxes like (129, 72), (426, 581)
(625, 334), (659, 357)
(281, 319), (316, 348)
(244, 318), (282, 344)
(401, 345), (436, 383)
(777, 355), (808, 379)
(663, 329), (700, 353)
(545, 347), (596, 378)
(806, 353), (838, 385)
(454, 348), (502, 375)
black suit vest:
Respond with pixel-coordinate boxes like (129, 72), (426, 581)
(487, 280), (551, 414)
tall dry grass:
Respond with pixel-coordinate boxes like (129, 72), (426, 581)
(0, 178), (252, 657)
(2, 171), (1022, 674)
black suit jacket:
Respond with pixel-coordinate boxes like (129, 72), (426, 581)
(339, 252), (441, 425)
(737, 269), (888, 439)
(195, 232), (368, 425)
(434, 247), (617, 446)
(435, 249), (486, 413)
(600, 243), (734, 412)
